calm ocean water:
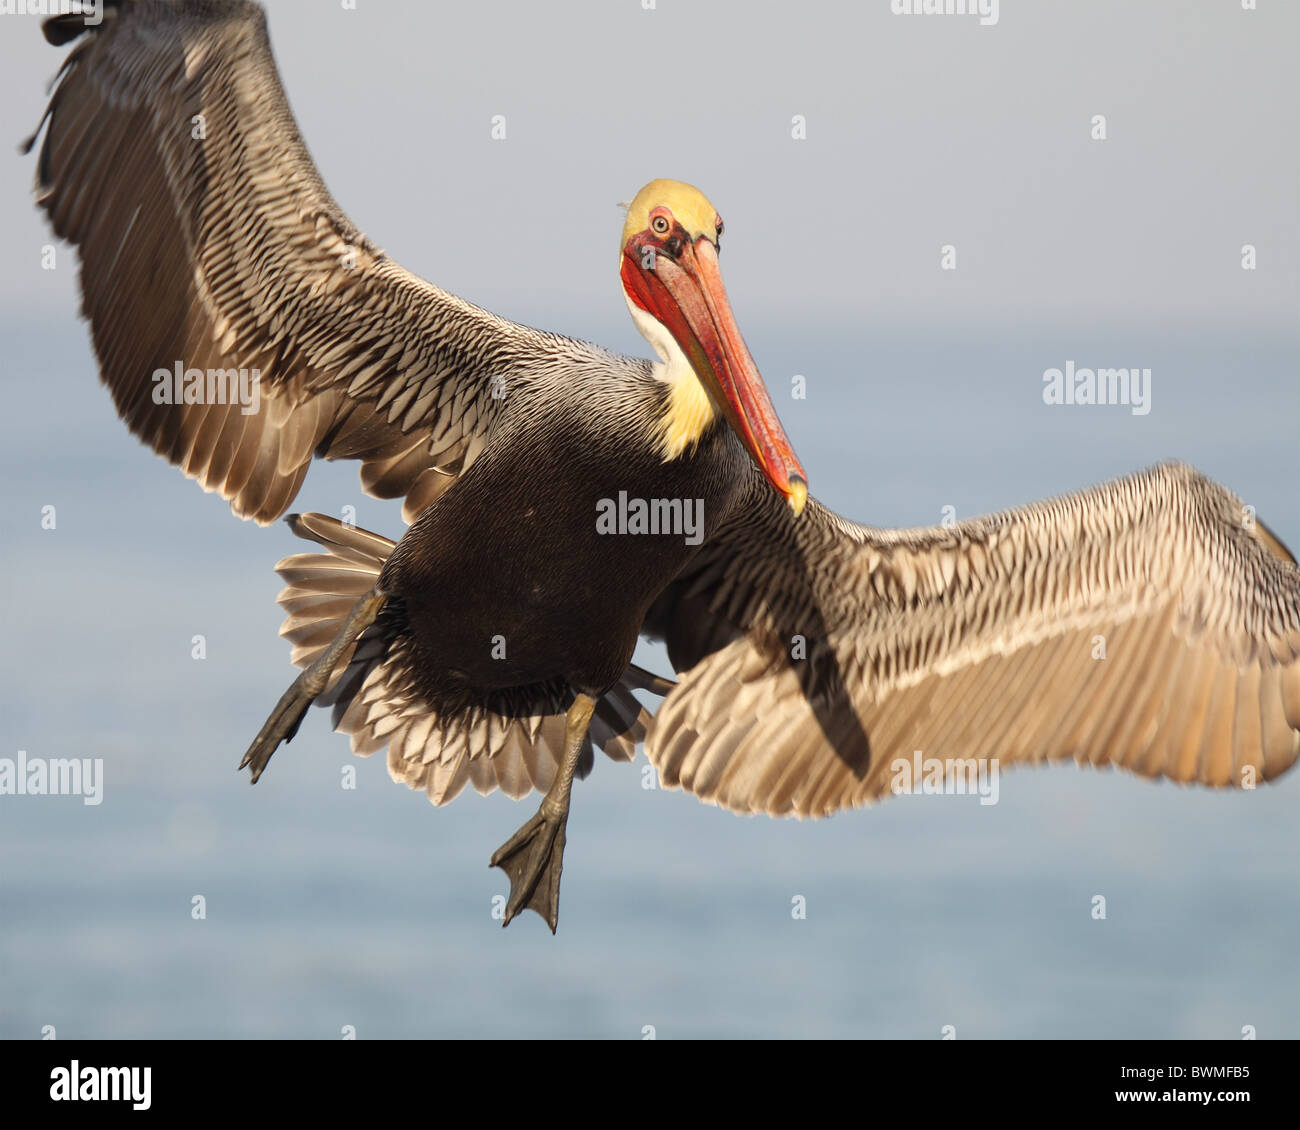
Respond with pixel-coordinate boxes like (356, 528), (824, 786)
(1, 316), (1296, 1038)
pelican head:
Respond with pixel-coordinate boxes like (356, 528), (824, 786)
(620, 179), (807, 516)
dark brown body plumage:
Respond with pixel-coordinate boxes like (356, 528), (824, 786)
(384, 398), (744, 701)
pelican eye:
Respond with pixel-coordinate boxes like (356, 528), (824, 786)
(651, 214), (671, 235)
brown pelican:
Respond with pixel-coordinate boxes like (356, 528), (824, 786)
(28, 1), (1300, 931)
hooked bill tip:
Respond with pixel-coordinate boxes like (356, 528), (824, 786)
(787, 476), (808, 517)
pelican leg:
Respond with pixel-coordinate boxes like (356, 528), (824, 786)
(238, 589), (387, 783)
(490, 691), (598, 933)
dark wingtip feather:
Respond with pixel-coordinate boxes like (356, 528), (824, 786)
(27, 6), (116, 154)
(42, 2), (124, 47)
(43, 15), (88, 46)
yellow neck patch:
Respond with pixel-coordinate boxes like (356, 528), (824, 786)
(626, 294), (720, 461)
(659, 367), (718, 460)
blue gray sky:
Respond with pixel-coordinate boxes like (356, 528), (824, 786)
(2, 0), (1296, 335)
(0, 0), (1296, 1039)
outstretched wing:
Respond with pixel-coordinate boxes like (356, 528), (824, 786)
(28, 0), (595, 523)
(644, 462), (1300, 816)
